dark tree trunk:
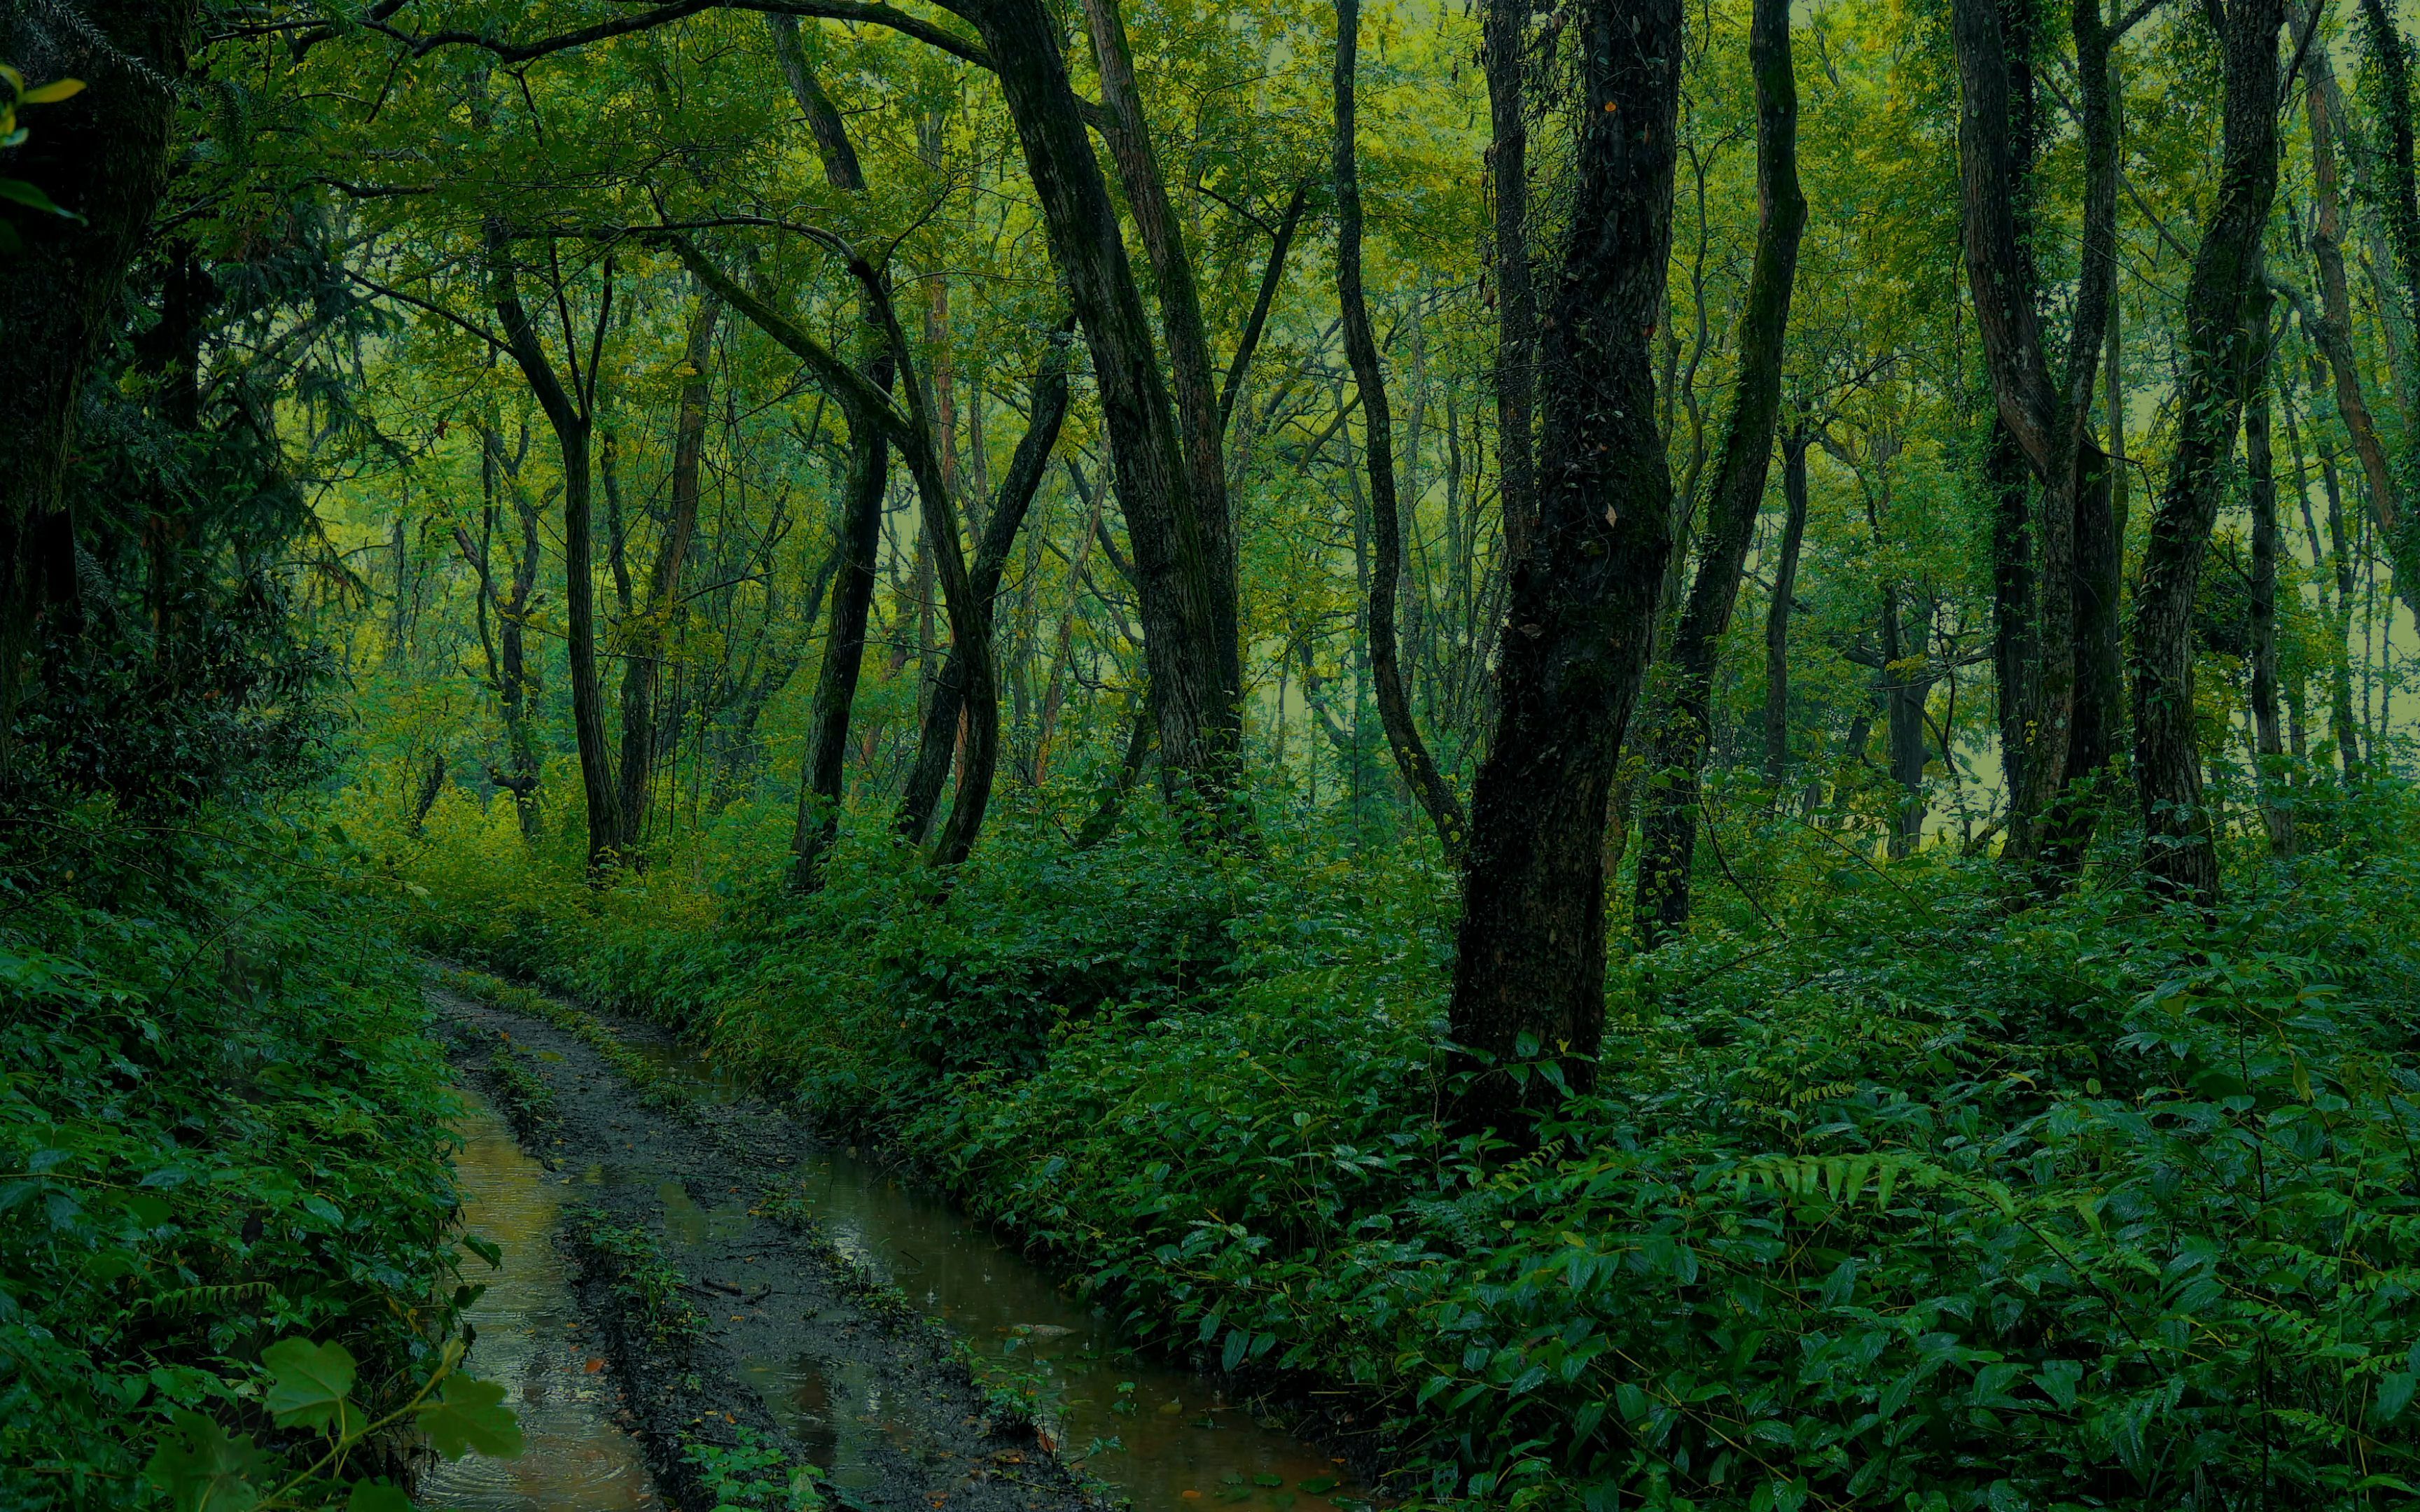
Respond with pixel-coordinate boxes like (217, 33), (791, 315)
(1882, 592), (1931, 858)
(898, 332), (1074, 846)
(1763, 421), (1811, 783)
(1482, 0), (1540, 564)
(1449, 0), (1683, 1135)
(2246, 295), (2292, 855)
(488, 430), (546, 837)
(1951, 0), (2127, 884)
(2321, 445), (2364, 776)
(1630, 0), (1805, 946)
(791, 368), (893, 888)
(1986, 417), (2040, 849)
(614, 289), (721, 859)
(1335, 0), (1468, 859)
(488, 225), (620, 871)
(2131, 0), (2285, 906)
(0, 1), (199, 715)
(971, 0), (1244, 811)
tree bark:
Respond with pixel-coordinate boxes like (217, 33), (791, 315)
(614, 288), (722, 858)
(1334, 0), (1468, 860)
(2130, 0), (2285, 906)
(2358, 0), (2420, 337)
(1630, 0), (1806, 946)
(1763, 419), (1811, 783)
(1986, 416), (2040, 849)
(1481, 0), (1540, 565)
(489, 224), (620, 870)
(970, 0), (1244, 810)
(1449, 0), (1682, 1135)
(1950, 0), (2127, 883)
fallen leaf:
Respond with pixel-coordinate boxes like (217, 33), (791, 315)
(584, 1359), (606, 1374)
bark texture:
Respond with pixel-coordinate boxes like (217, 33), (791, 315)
(2130, 0), (2284, 905)
(1449, 0), (1683, 1135)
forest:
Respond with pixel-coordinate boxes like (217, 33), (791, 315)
(8, 0), (2420, 1506)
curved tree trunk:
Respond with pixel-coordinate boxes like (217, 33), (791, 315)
(1449, 0), (1683, 1137)
(2131, 0), (2285, 906)
(898, 332), (1074, 847)
(1333, 0), (1468, 860)
(970, 0), (1244, 814)
(1629, 0), (1805, 947)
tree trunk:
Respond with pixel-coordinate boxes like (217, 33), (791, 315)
(1951, 0), (2127, 885)
(0, 1), (199, 718)
(2297, 57), (2420, 617)
(1882, 592), (1931, 858)
(2358, 0), (2420, 336)
(1763, 420), (1811, 783)
(1986, 416), (2040, 850)
(1335, 0), (1468, 860)
(972, 0), (1244, 811)
(489, 224), (620, 871)
(898, 332), (1074, 846)
(2130, 0), (2285, 906)
(1630, 0), (1805, 946)
(1449, 0), (1683, 1135)
(613, 289), (721, 860)
(1482, 0), (1540, 565)
(2246, 295), (2292, 855)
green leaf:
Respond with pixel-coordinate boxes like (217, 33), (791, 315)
(2376, 1371), (2417, 1424)
(463, 1233), (502, 1268)
(0, 176), (81, 219)
(347, 1479), (415, 1512)
(262, 1338), (358, 1432)
(20, 78), (84, 104)
(1298, 1478), (1340, 1494)
(420, 1373), (523, 1460)
(144, 1411), (272, 1512)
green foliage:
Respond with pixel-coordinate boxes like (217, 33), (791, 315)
(482, 1038), (560, 1142)
(0, 808), (491, 1506)
(144, 1333), (520, 1511)
(384, 779), (2420, 1508)
(574, 1212), (705, 1348)
(683, 1424), (826, 1512)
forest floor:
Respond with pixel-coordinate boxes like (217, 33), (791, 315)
(428, 976), (1095, 1512)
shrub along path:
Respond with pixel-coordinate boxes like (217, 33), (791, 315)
(428, 975), (1091, 1512)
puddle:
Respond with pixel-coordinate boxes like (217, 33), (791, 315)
(422, 1090), (659, 1511)
(629, 1035), (1366, 1511)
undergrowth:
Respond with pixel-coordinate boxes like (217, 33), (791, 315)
(379, 779), (2420, 1510)
(2, 805), (485, 1506)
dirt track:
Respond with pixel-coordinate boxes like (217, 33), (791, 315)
(431, 977), (1094, 1512)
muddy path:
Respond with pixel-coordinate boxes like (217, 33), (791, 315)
(429, 976), (1095, 1512)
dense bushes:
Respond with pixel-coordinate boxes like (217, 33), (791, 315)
(381, 778), (2420, 1509)
(1, 807), (478, 1506)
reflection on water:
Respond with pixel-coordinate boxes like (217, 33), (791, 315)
(627, 1037), (1364, 1511)
(422, 1090), (659, 1511)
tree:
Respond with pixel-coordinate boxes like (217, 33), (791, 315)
(1631, 0), (1807, 946)
(1450, 0), (1683, 1134)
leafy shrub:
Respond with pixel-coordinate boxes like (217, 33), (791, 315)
(376, 778), (2420, 1508)
(1, 806), (482, 1506)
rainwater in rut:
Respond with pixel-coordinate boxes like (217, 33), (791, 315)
(421, 1089), (660, 1511)
(630, 1042), (1369, 1512)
